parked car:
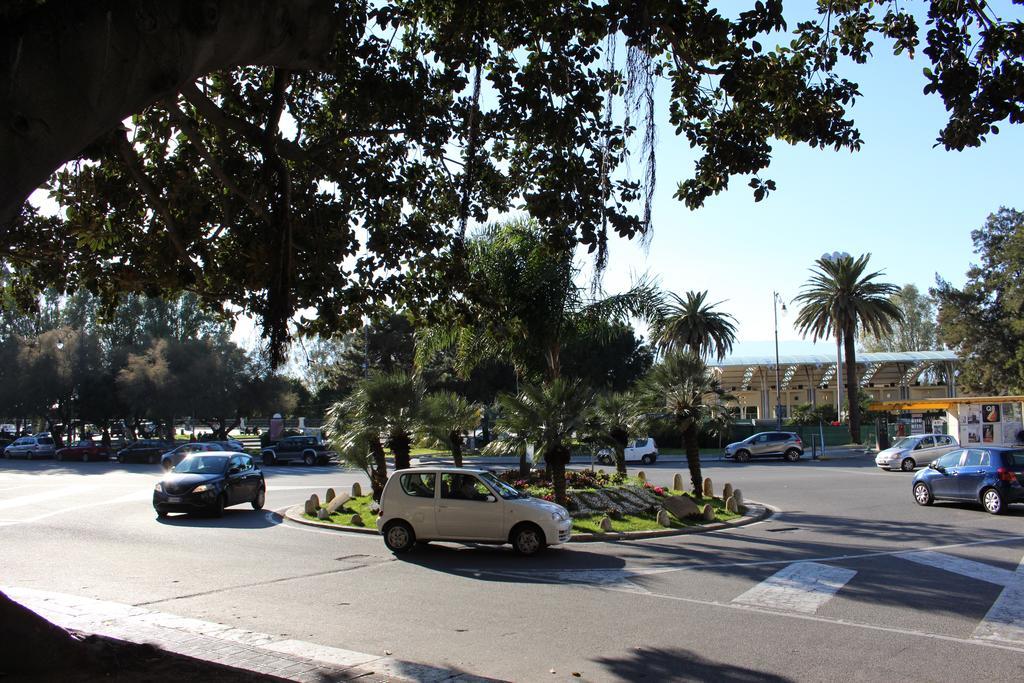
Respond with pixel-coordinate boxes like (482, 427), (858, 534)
(55, 440), (111, 462)
(912, 447), (1024, 514)
(724, 432), (804, 462)
(875, 433), (959, 471)
(377, 467), (572, 555)
(160, 442), (222, 471)
(3, 435), (56, 459)
(153, 452), (266, 517)
(597, 437), (659, 465)
(117, 439), (173, 464)
(260, 435), (337, 466)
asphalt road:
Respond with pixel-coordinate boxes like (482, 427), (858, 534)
(2, 455), (1023, 682)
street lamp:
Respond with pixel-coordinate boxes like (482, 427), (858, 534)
(773, 291), (787, 430)
(821, 251), (851, 422)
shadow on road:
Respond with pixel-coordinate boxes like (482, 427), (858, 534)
(593, 646), (794, 682)
(395, 541), (626, 580)
(155, 509), (283, 530)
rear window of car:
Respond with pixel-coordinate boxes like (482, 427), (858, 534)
(1001, 450), (1024, 468)
(399, 473), (436, 498)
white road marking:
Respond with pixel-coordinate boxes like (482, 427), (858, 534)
(0, 484), (94, 511)
(495, 568), (653, 594)
(897, 550), (1018, 587)
(732, 562), (856, 614)
(974, 555), (1024, 646)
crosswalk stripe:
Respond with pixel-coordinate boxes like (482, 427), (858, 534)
(974, 555), (1024, 645)
(732, 562), (856, 614)
(897, 550), (1017, 587)
(0, 484), (93, 511)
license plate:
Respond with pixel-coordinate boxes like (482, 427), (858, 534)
(167, 496), (183, 503)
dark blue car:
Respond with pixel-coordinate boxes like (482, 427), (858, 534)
(912, 447), (1024, 514)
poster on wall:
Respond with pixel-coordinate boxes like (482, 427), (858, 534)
(910, 413), (925, 435)
(983, 424), (995, 443)
(982, 404), (1001, 423)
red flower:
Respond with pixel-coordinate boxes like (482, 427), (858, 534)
(654, 486), (665, 495)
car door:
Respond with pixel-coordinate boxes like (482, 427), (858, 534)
(934, 435), (959, 459)
(928, 450), (966, 499)
(913, 435), (939, 465)
(395, 472), (439, 538)
(436, 473), (505, 541)
(956, 449), (991, 500)
(749, 434), (770, 457)
(224, 455), (249, 504)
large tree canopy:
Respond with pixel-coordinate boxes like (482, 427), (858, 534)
(2, 1), (1022, 364)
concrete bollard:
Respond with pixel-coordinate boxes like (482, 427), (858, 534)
(702, 477), (713, 498)
(325, 488), (336, 504)
(304, 498), (317, 515)
(702, 503), (715, 521)
(349, 514), (364, 527)
(327, 492), (351, 514)
(725, 496), (738, 513)
(599, 516), (613, 532)
(672, 473), (685, 491)
(733, 489), (744, 507)
(309, 493), (320, 509)
(351, 482), (362, 498)
(316, 508), (330, 520)
(637, 471), (647, 483)
(657, 509), (672, 527)
(722, 483), (733, 501)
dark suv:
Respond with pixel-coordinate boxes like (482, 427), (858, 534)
(724, 432), (804, 462)
(261, 436), (337, 466)
(117, 439), (173, 464)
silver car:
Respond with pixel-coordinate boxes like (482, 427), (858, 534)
(875, 434), (959, 471)
(3, 435), (56, 459)
(724, 432), (804, 462)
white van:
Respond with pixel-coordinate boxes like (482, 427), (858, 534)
(376, 467), (572, 556)
(597, 437), (658, 465)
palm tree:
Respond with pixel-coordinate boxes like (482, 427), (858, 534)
(323, 371), (423, 499)
(651, 290), (737, 361)
(490, 378), (594, 507)
(417, 391), (481, 467)
(793, 254), (902, 443)
(639, 351), (734, 495)
(589, 391), (646, 476)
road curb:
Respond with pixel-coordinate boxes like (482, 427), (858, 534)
(283, 500), (775, 542)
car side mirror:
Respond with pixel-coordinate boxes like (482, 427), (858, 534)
(914, 444), (923, 450)
(930, 462), (943, 472)
(486, 495), (496, 503)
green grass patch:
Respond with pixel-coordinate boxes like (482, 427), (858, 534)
(572, 492), (743, 534)
(303, 494), (378, 529)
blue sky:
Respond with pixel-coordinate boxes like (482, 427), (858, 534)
(590, 27), (1024, 357)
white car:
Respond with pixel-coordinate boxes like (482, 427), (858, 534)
(376, 467), (572, 556)
(875, 434), (959, 471)
(597, 437), (658, 465)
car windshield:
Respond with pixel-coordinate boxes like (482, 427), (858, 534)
(173, 455), (229, 474)
(891, 437), (919, 449)
(479, 471), (524, 500)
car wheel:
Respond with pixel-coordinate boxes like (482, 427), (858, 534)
(383, 520), (416, 553)
(900, 458), (916, 472)
(913, 482), (933, 506)
(598, 454), (613, 466)
(56, 452), (63, 462)
(640, 454), (653, 465)
(511, 523), (546, 556)
(982, 488), (1005, 515)
(784, 449), (801, 462)
(303, 451), (316, 466)
(251, 488), (265, 510)
(211, 493), (226, 518)
(735, 450), (750, 463)
(262, 451), (276, 466)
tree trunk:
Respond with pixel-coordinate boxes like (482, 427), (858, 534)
(450, 431), (463, 467)
(1, 0), (342, 225)
(369, 439), (388, 501)
(549, 444), (571, 507)
(519, 450), (530, 478)
(844, 325), (861, 443)
(610, 428), (628, 476)
(683, 422), (702, 496)
(388, 430), (412, 471)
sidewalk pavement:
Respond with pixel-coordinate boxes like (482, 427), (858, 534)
(5, 586), (502, 683)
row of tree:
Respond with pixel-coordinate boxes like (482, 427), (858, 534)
(0, 291), (296, 444)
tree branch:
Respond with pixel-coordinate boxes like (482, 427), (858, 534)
(112, 129), (202, 282)
(165, 102), (268, 224)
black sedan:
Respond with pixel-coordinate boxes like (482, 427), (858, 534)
(118, 439), (173, 464)
(153, 453), (266, 517)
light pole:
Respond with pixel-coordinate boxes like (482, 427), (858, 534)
(773, 291), (786, 430)
(821, 251), (851, 423)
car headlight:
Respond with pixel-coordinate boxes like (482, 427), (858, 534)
(192, 483), (215, 493)
(551, 509), (569, 522)
(154, 483), (163, 492)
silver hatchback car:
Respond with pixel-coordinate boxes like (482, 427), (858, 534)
(875, 434), (959, 471)
(724, 432), (804, 462)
